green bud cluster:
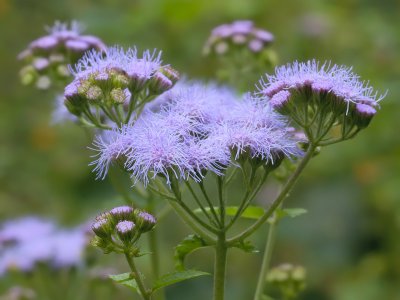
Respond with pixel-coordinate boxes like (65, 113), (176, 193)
(266, 263), (306, 299)
(91, 206), (156, 254)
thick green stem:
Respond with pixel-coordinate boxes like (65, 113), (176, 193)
(253, 217), (277, 300)
(213, 232), (228, 300)
(124, 252), (150, 300)
(228, 145), (316, 245)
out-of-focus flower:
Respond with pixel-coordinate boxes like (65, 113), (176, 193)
(203, 20), (274, 55)
(0, 217), (88, 276)
(18, 21), (106, 90)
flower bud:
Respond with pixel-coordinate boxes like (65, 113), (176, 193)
(116, 220), (136, 244)
(109, 206), (134, 223)
(110, 88), (131, 104)
(159, 66), (180, 85)
(133, 210), (156, 233)
(92, 213), (113, 238)
(85, 85), (103, 102)
(352, 103), (376, 129)
(149, 72), (173, 95)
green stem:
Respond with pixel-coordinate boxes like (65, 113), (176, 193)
(124, 252), (150, 300)
(253, 215), (278, 300)
(199, 182), (222, 227)
(148, 229), (160, 279)
(167, 199), (216, 244)
(213, 232), (228, 300)
(227, 145), (316, 245)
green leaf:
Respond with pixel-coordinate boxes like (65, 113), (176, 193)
(232, 240), (259, 253)
(193, 206), (265, 220)
(226, 206), (265, 219)
(109, 273), (139, 294)
(174, 235), (208, 270)
(152, 270), (210, 292)
(275, 208), (307, 220)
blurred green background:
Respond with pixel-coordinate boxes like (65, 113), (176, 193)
(1, 0), (399, 299)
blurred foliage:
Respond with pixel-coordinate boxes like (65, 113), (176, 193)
(0, 0), (399, 299)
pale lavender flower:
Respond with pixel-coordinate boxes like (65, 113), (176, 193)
(259, 60), (385, 110)
(214, 94), (302, 163)
(90, 82), (300, 185)
(0, 217), (88, 276)
(70, 46), (162, 84)
(204, 20), (274, 55)
(51, 228), (87, 267)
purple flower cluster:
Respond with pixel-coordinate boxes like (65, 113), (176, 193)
(259, 60), (384, 113)
(18, 21), (105, 89)
(91, 81), (302, 186)
(204, 20), (274, 55)
(64, 46), (178, 121)
(0, 217), (88, 276)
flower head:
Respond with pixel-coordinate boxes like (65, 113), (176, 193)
(18, 21), (105, 89)
(258, 60), (385, 140)
(204, 20), (274, 55)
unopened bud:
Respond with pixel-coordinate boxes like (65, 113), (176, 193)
(134, 210), (156, 233)
(116, 220), (136, 244)
(110, 88), (131, 104)
(86, 86), (103, 102)
(149, 72), (173, 95)
(109, 206), (134, 223)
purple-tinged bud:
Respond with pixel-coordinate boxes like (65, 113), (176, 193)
(30, 36), (58, 51)
(159, 66), (180, 85)
(65, 39), (90, 52)
(248, 39), (264, 52)
(269, 90), (291, 112)
(116, 220), (136, 244)
(32, 57), (50, 71)
(353, 103), (376, 128)
(92, 218), (112, 239)
(109, 206), (134, 222)
(253, 29), (274, 43)
(110, 88), (131, 104)
(149, 72), (173, 95)
(79, 35), (107, 50)
(133, 210), (156, 233)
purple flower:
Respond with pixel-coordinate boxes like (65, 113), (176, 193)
(0, 217), (88, 276)
(90, 82), (301, 185)
(204, 20), (274, 55)
(70, 46), (162, 84)
(214, 95), (302, 163)
(259, 60), (385, 110)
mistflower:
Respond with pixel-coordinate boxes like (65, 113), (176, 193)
(258, 60), (385, 141)
(203, 20), (274, 55)
(214, 94), (303, 166)
(18, 21), (105, 89)
(64, 46), (179, 124)
(90, 82), (301, 186)
(115, 221), (136, 244)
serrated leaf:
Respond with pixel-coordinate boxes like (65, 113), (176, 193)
(174, 235), (208, 270)
(232, 240), (259, 253)
(109, 273), (139, 293)
(193, 206), (265, 220)
(152, 270), (210, 292)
